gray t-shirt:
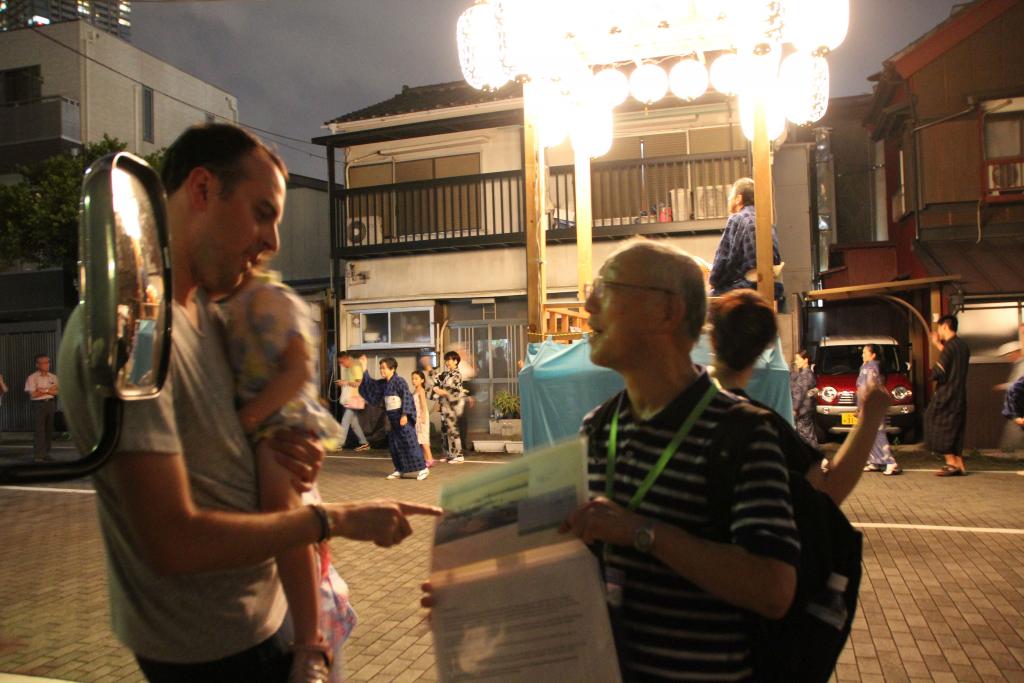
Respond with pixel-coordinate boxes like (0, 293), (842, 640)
(68, 296), (287, 663)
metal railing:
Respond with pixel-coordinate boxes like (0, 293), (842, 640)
(549, 150), (750, 229)
(334, 150), (750, 256)
(336, 170), (524, 253)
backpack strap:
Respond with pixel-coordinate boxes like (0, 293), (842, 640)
(704, 399), (770, 542)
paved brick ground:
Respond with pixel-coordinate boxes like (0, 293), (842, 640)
(2, 444), (1024, 682)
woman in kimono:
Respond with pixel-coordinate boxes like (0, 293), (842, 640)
(790, 350), (819, 448)
(359, 357), (429, 480)
(859, 344), (902, 476)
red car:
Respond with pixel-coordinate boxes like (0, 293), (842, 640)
(812, 336), (917, 443)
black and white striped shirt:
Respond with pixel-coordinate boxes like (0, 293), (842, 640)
(582, 370), (800, 682)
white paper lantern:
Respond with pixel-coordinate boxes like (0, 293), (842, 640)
(630, 62), (669, 104)
(571, 105), (613, 158)
(779, 52), (829, 124)
(709, 52), (741, 95)
(784, 0), (849, 54)
(739, 91), (786, 141)
(669, 58), (709, 101)
(456, 3), (508, 90)
(592, 68), (630, 108)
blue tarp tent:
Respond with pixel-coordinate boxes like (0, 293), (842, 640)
(520, 335), (793, 450)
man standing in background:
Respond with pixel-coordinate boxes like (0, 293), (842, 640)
(24, 353), (58, 461)
(926, 315), (971, 476)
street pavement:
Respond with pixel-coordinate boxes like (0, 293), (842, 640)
(1, 440), (1024, 682)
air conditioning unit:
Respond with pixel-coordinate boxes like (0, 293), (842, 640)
(988, 162), (1023, 194)
(694, 185), (729, 220)
(345, 216), (383, 246)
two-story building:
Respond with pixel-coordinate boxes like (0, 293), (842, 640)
(315, 80), (820, 432)
(865, 0), (1024, 447)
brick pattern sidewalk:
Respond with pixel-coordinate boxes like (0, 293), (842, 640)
(1, 454), (1024, 682)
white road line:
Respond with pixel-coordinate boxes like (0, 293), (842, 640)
(326, 455), (508, 465)
(0, 485), (95, 495)
(854, 522), (1024, 535)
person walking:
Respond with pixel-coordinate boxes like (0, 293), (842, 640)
(790, 350), (819, 448)
(24, 353), (58, 462)
(411, 370), (436, 468)
(359, 358), (429, 480)
(859, 344), (902, 476)
(432, 351), (467, 464)
(334, 351), (371, 452)
(926, 314), (971, 476)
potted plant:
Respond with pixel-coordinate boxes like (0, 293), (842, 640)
(489, 391), (522, 439)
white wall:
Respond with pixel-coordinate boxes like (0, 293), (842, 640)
(0, 21), (237, 155)
(273, 185), (331, 283)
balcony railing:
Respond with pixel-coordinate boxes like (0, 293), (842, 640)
(0, 96), (81, 147)
(548, 150), (750, 231)
(336, 170), (524, 255)
(334, 150), (750, 257)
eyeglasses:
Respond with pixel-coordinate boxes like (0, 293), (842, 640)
(583, 275), (678, 300)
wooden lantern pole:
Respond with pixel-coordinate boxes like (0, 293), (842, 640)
(523, 83), (547, 340)
(752, 94), (776, 306)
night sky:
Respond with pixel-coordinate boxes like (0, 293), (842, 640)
(132, 0), (965, 180)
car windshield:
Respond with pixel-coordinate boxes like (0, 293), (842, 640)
(817, 344), (902, 376)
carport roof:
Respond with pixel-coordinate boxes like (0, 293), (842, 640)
(805, 275), (961, 302)
(915, 237), (1024, 297)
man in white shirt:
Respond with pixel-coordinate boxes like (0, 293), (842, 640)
(24, 353), (58, 461)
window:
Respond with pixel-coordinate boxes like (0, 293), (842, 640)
(355, 307), (434, 348)
(142, 86), (154, 143)
(982, 99), (1024, 199)
(0, 65), (41, 106)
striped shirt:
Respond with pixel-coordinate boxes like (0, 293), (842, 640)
(582, 370), (800, 682)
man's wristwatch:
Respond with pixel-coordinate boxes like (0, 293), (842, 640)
(633, 519), (657, 554)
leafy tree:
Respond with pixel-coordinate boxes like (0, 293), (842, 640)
(0, 136), (165, 270)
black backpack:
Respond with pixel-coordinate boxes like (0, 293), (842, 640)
(705, 399), (862, 683)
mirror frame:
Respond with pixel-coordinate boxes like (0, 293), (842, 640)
(0, 152), (171, 485)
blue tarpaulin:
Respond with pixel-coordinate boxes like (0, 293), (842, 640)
(519, 335), (793, 450)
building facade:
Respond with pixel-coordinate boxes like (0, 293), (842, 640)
(1, 0), (132, 41)
(315, 81), (818, 432)
(865, 0), (1024, 447)
(0, 19), (237, 173)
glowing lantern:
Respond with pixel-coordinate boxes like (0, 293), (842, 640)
(669, 58), (709, 101)
(629, 62), (669, 104)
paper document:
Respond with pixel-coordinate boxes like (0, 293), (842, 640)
(430, 438), (620, 682)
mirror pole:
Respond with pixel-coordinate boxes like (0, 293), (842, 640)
(0, 399), (122, 485)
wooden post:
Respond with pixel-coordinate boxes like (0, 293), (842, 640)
(523, 82), (547, 340)
(752, 96), (776, 305)
(574, 149), (593, 301)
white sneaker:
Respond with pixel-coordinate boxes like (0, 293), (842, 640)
(883, 463), (902, 476)
(416, 468), (430, 480)
(448, 455), (465, 464)
(386, 470), (401, 479)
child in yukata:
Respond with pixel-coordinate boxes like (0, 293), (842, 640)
(223, 267), (356, 683)
(411, 370), (436, 468)
(432, 351), (468, 464)
(359, 357), (429, 480)
(858, 344), (902, 476)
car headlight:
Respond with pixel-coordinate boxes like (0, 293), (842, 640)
(891, 386), (912, 401)
(820, 386), (837, 402)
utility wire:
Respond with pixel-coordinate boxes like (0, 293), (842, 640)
(29, 26), (337, 163)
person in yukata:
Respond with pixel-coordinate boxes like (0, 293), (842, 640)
(359, 357), (429, 480)
(790, 350), (819, 449)
(859, 344), (902, 476)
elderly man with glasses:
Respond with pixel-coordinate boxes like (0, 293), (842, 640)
(561, 238), (799, 682)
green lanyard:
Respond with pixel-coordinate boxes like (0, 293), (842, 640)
(606, 383), (719, 511)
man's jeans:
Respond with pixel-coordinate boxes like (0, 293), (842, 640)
(136, 629), (292, 683)
(32, 399), (55, 461)
(339, 407), (368, 447)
